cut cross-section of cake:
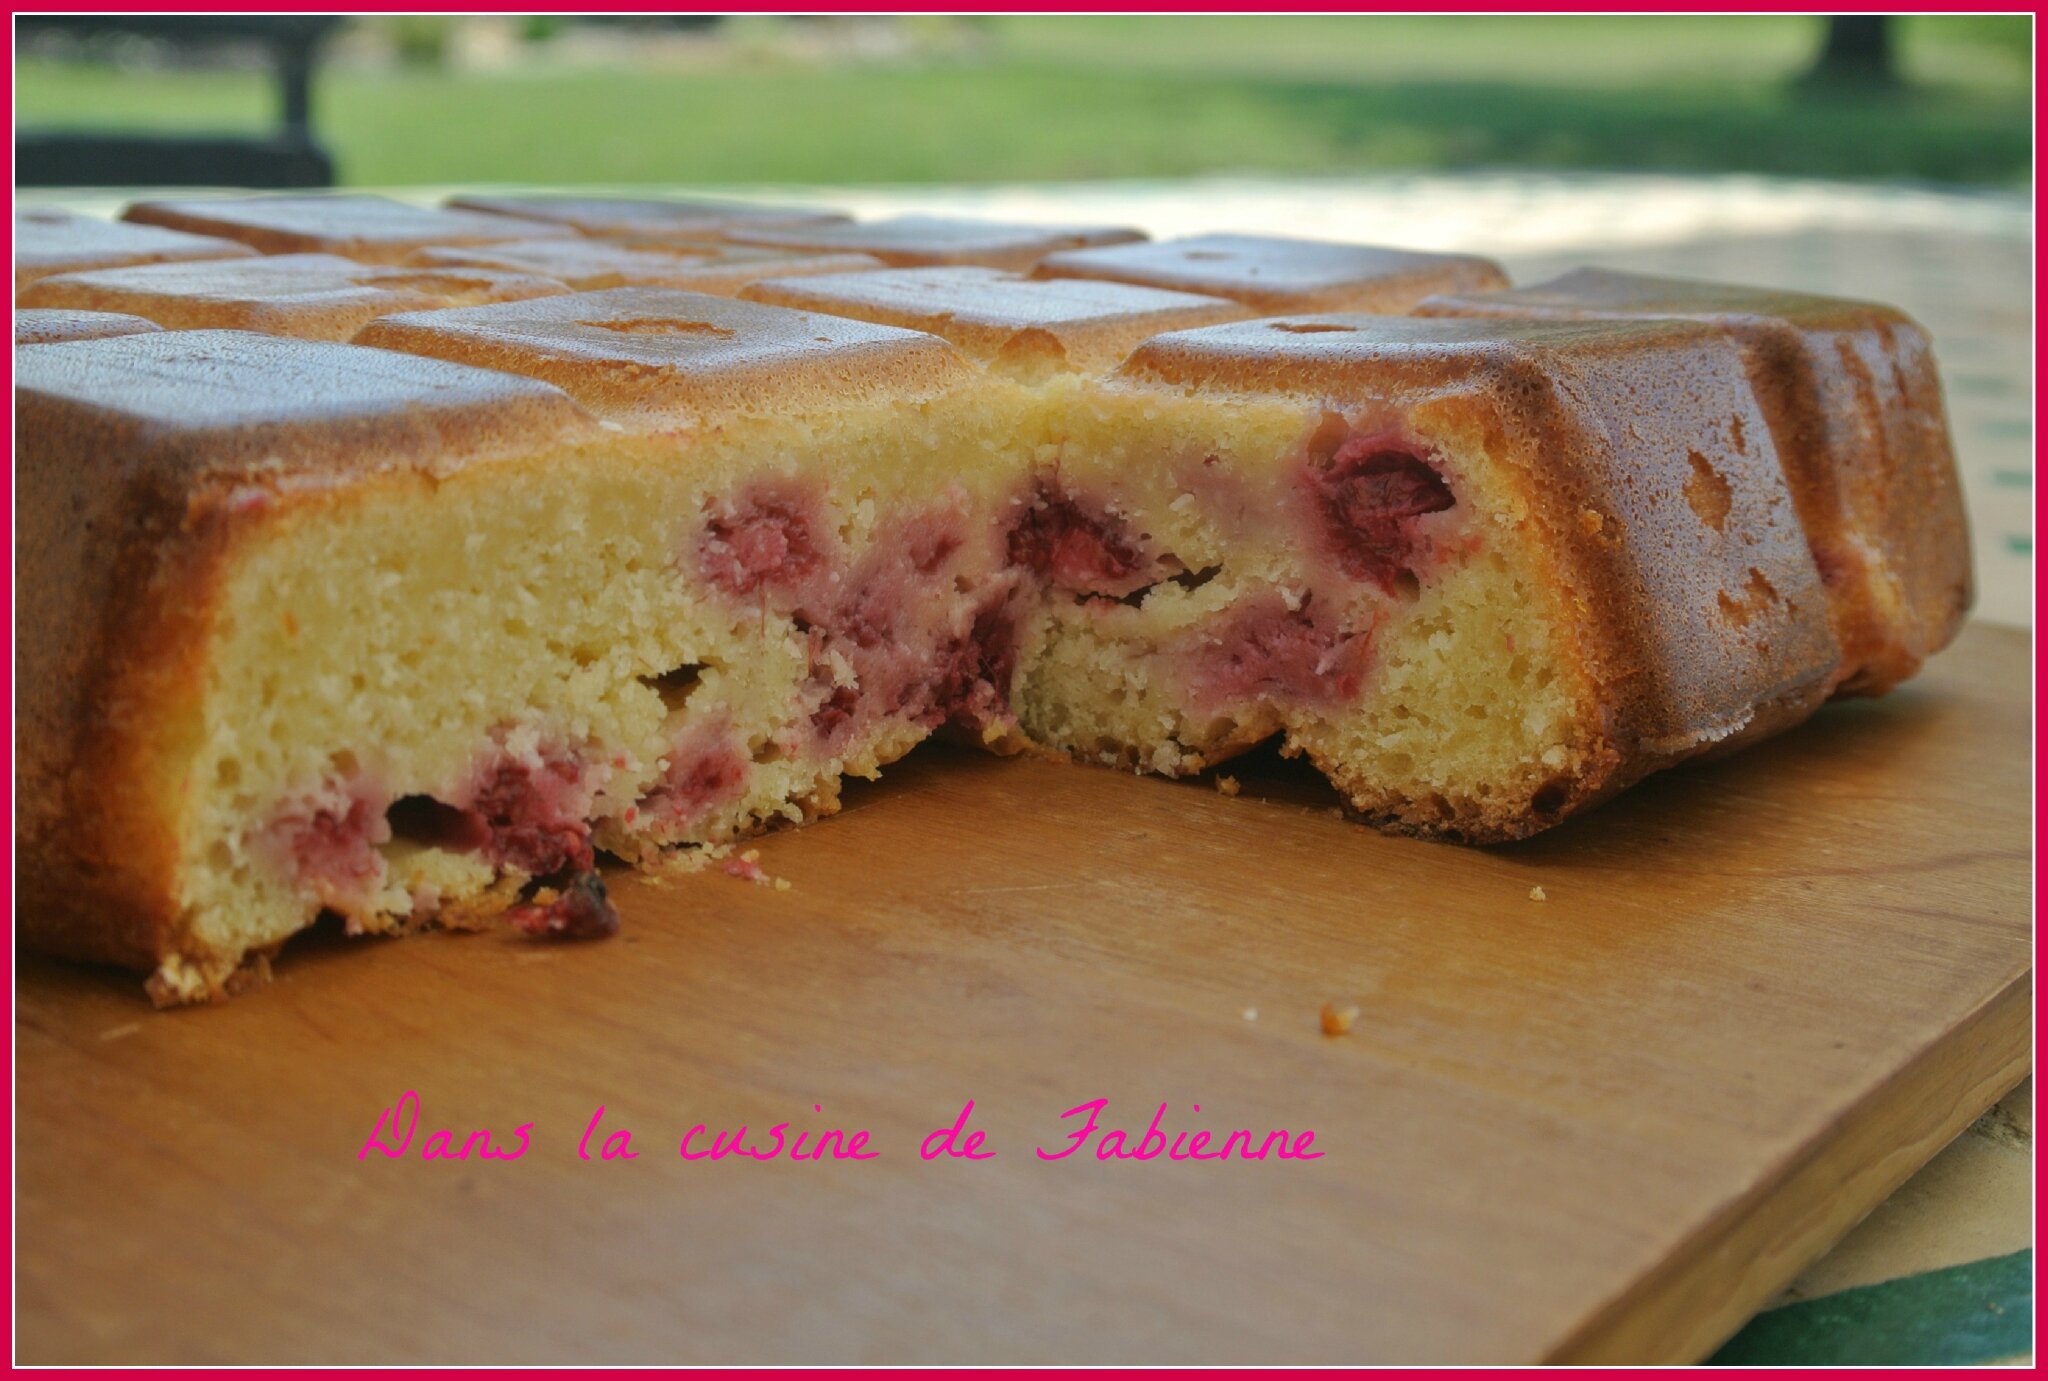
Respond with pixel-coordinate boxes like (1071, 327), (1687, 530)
(15, 307), (164, 346)
(723, 215), (1148, 271)
(1009, 314), (1843, 838)
(15, 205), (259, 289)
(406, 239), (886, 296)
(1034, 233), (1510, 315)
(741, 266), (1250, 376)
(356, 288), (1041, 853)
(18, 330), (635, 1002)
(18, 253), (571, 340)
(121, 193), (576, 264)
(1415, 269), (1970, 694)
(445, 193), (850, 244)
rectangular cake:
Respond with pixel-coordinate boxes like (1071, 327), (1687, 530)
(14, 201), (1972, 1004)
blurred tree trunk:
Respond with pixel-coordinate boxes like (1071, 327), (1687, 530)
(1808, 16), (1898, 86)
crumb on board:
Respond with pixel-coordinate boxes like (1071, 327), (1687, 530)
(1215, 775), (1241, 798)
(1529, 885), (1548, 902)
(773, 877), (793, 892)
(722, 855), (770, 885)
(97, 1023), (142, 1042)
(1241, 1006), (1258, 1022)
(1320, 1002), (1360, 1037)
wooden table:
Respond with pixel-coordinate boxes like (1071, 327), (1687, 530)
(16, 623), (2030, 1365)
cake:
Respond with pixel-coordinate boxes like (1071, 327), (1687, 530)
(15, 206), (258, 289)
(16, 204), (1971, 1006)
(406, 238), (887, 295)
(740, 266), (1251, 375)
(18, 253), (571, 341)
(445, 193), (849, 243)
(722, 214), (1149, 271)
(1035, 233), (1510, 315)
(16, 307), (164, 345)
(121, 194), (577, 264)
(1414, 269), (1970, 694)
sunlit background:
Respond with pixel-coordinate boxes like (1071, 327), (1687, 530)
(13, 15), (2031, 186)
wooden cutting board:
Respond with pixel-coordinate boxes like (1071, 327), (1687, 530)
(16, 622), (2030, 1365)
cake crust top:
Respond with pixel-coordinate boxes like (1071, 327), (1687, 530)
(15, 206), (259, 287)
(15, 307), (165, 346)
(742, 265), (1249, 370)
(356, 285), (977, 428)
(407, 239), (886, 294)
(1037, 233), (1509, 313)
(725, 215), (1148, 270)
(447, 193), (849, 242)
(16, 328), (597, 485)
(121, 194), (577, 263)
(19, 253), (572, 341)
(1415, 267), (1913, 331)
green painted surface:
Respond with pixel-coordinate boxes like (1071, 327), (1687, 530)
(1708, 1250), (2033, 1366)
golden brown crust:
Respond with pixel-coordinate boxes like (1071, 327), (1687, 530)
(121, 194), (576, 265)
(1416, 268), (1971, 694)
(18, 253), (572, 342)
(354, 285), (978, 428)
(1115, 314), (1842, 838)
(1036, 233), (1510, 315)
(445, 193), (849, 242)
(15, 329), (603, 980)
(15, 206), (258, 289)
(405, 239), (886, 295)
(15, 308), (164, 345)
(740, 266), (1250, 372)
(723, 215), (1148, 271)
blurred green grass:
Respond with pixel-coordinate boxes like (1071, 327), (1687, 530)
(14, 16), (2032, 187)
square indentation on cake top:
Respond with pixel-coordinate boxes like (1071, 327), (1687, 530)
(1411, 266), (1888, 330)
(445, 193), (851, 243)
(1034, 233), (1510, 316)
(353, 285), (977, 429)
(120, 194), (578, 264)
(18, 253), (573, 342)
(742, 265), (1251, 374)
(14, 206), (259, 290)
(15, 308), (165, 346)
(406, 239), (887, 296)
(15, 328), (596, 486)
(722, 215), (1149, 271)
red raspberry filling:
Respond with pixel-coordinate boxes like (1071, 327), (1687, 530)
(1186, 592), (1370, 711)
(1007, 480), (1154, 599)
(1305, 435), (1454, 595)
(698, 484), (825, 598)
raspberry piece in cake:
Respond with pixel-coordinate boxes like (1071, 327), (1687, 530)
(408, 239), (886, 296)
(1034, 233), (1509, 315)
(15, 308), (164, 346)
(743, 266), (1248, 375)
(1302, 434), (1457, 595)
(18, 253), (570, 341)
(1021, 313), (1842, 837)
(121, 193), (575, 264)
(1415, 268), (1971, 694)
(446, 193), (849, 244)
(14, 205), (258, 289)
(723, 215), (1147, 272)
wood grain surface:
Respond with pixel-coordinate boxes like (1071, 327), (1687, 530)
(15, 622), (2030, 1365)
